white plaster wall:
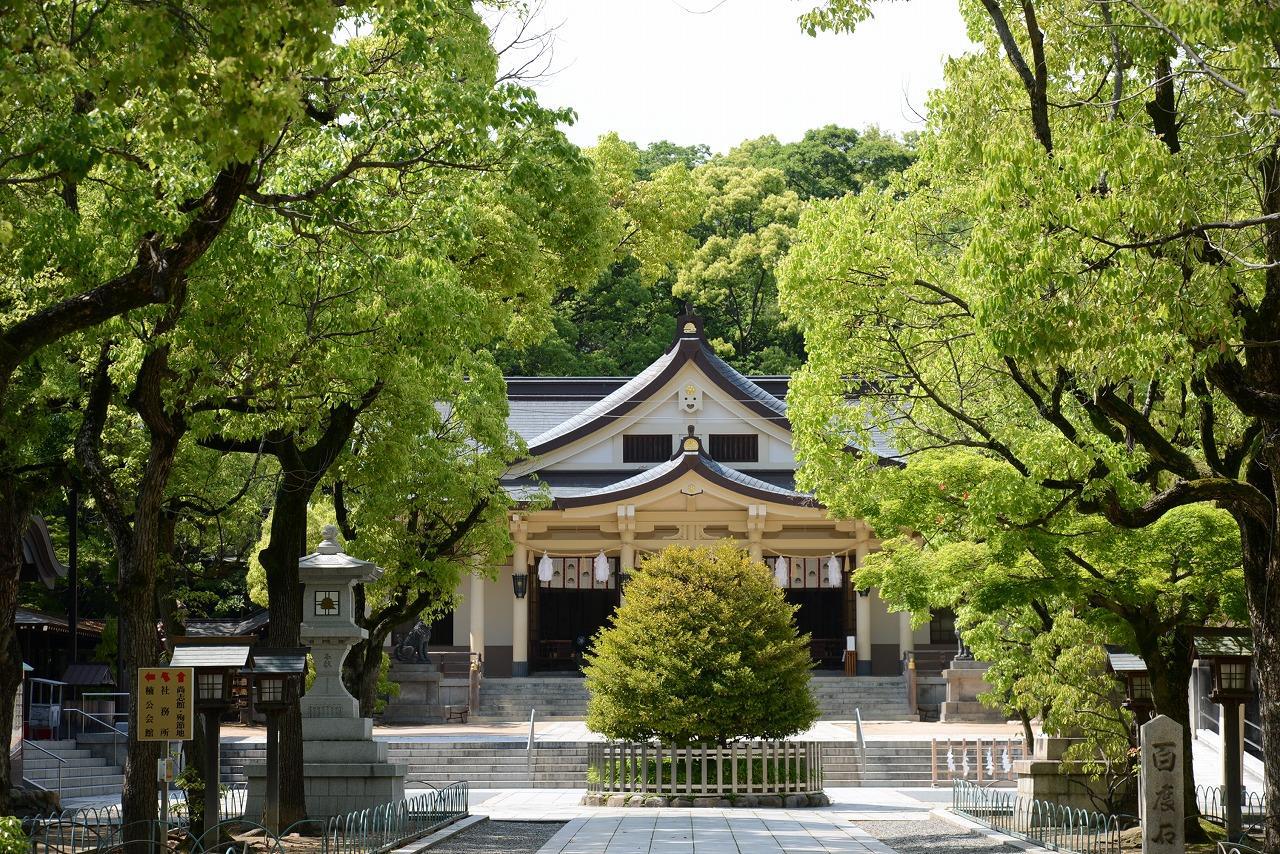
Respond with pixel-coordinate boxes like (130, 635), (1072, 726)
(534, 365), (793, 472)
(869, 589), (901, 645)
(485, 564), (514, 645)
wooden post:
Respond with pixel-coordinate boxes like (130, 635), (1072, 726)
(931, 738), (938, 787)
(746, 742), (752, 794)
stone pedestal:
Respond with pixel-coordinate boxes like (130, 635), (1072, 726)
(380, 663), (443, 724)
(939, 659), (1005, 722)
(1014, 736), (1115, 812)
(246, 527), (406, 821)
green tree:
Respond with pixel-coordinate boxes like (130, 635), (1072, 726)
(584, 541), (817, 744)
(847, 452), (1242, 823)
(786, 1), (1280, 844)
(675, 164), (803, 369)
(723, 125), (915, 200)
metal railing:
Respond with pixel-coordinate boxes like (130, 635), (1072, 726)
(586, 740), (823, 797)
(27, 783), (468, 854)
(952, 779), (1133, 853)
(1197, 784), (1267, 834)
(21, 738), (65, 796)
(1217, 844), (1266, 854)
(853, 708), (867, 781)
(932, 736), (1027, 785)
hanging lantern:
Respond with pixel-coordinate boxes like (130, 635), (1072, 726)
(593, 550), (611, 583)
(826, 555), (842, 588)
(537, 553), (554, 583)
(773, 555), (788, 588)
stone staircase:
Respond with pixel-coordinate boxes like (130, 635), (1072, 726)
(23, 740), (126, 799)
(475, 677), (589, 721)
(809, 676), (915, 721)
(856, 740), (939, 787)
(471, 675), (915, 723)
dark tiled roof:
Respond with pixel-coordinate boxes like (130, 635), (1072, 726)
(698, 347), (788, 418)
(508, 399), (603, 444)
(15, 608), (104, 635)
(523, 346), (684, 450)
(249, 648), (308, 674)
(61, 663), (115, 687)
(22, 516), (67, 589)
(185, 609), (270, 637)
(546, 444), (813, 508)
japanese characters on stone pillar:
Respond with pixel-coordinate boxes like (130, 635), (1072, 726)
(1140, 714), (1184, 854)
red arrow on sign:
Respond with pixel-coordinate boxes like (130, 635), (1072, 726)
(161, 672), (170, 682)
(145, 673), (156, 682)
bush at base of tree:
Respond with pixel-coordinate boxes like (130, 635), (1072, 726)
(583, 541), (817, 744)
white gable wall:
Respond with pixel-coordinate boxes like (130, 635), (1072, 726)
(524, 363), (795, 474)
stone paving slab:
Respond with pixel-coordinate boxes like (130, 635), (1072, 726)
(534, 814), (898, 854)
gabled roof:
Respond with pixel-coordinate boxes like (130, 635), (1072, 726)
(555, 433), (815, 509)
(521, 314), (791, 457)
(22, 516), (67, 589)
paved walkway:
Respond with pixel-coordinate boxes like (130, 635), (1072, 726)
(465, 788), (964, 854)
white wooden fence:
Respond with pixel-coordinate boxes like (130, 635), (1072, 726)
(586, 740), (823, 797)
(931, 736), (1027, 785)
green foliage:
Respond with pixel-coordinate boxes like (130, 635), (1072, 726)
(374, 652), (398, 715)
(584, 541), (817, 744)
(0, 816), (27, 854)
(722, 125), (916, 199)
(497, 125), (916, 377)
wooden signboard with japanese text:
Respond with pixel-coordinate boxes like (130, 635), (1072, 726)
(137, 667), (194, 742)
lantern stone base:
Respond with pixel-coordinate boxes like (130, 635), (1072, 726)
(939, 660), (1006, 723)
(244, 738), (407, 821)
(379, 664), (443, 725)
(1013, 736), (1136, 814)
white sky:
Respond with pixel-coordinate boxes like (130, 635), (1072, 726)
(516, 0), (977, 154)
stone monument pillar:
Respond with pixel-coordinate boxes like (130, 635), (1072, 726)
(1140, 714), (1184, 853)
(247, 526), (406, 819)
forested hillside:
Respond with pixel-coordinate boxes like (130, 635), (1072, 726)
(495, 125), (916, 376)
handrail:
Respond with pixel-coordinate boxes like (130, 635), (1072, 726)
(22, 738), (64, 796)
(64, 707), (127, 737)
(853, 708), (867, 782)
(526, 708), (537, 784)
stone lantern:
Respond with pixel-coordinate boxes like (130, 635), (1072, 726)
(246, 526), (405, 820)
(1106, 650), (1154, 726)
(1194, 629), (1254, 842)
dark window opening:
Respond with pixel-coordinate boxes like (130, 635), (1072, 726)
(709, 434), (759, 463)
(623, 434), (672, 463)
(930, 608), (957, 645)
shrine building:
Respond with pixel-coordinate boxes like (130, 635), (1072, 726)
(441, 314), (949, 679)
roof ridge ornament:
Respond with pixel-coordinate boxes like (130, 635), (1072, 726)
(676, 311), (704, 341)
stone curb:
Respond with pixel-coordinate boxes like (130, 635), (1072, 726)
(581, 792), (832, 809)
(930, 806), (1056, 853)
(389, 814), (487, 853)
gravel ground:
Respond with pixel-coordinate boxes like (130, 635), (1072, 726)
(854, 818), (1020, 853)
(427, 820), (565, 853)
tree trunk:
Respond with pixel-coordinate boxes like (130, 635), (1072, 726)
(1234, 453), (1280, 853)
(259, 481), (309, 828)
(345, 632), (390, 719)
(0, 486), (32, 814)
(1130, 621), (1202, 837)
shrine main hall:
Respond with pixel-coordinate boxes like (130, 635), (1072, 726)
(440, 315), (951, 679)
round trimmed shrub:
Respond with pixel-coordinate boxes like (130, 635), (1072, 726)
(584, 540), (817, 744)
